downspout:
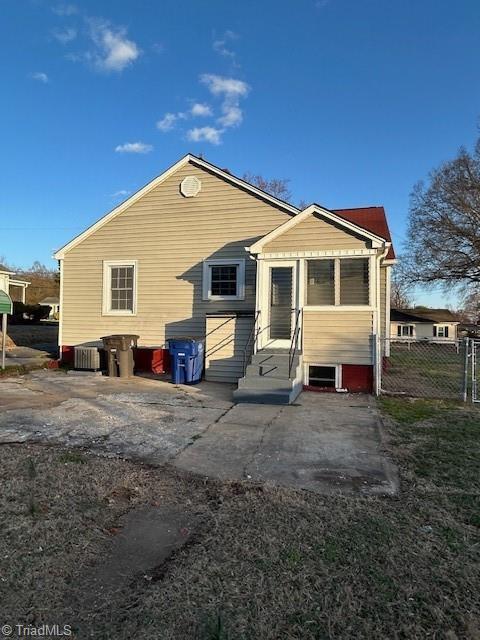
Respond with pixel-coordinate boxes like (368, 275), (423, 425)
(245, 246), (261, 353)
(374, 244), (390, 395)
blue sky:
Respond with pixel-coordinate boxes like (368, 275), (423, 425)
(2, 0), (479, 306)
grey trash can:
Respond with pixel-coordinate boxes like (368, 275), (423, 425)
(101, 334), (139, 378)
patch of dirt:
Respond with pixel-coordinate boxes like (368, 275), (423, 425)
(1, 434), (479, 640)
(7, 323), (58, 349)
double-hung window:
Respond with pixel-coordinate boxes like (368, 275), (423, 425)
(397, 324), (414, 337)
(203, 259), (245, 300)
(306, 258), (370, 306)
(103, 261), (137, 315)
(434, 325), (449, 338)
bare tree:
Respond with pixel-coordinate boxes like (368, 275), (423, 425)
(390, 257), (413, 308)
(16, 262), (59, 304)
(458, 290), (480, 323)
(405, 137), (480, 294)
(242, 172), (292, 203)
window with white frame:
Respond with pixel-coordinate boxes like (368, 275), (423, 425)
(306, 258), (370, 306)
(103, 261), (137, 315)
(202, 259), (245, 300)
(397, 324), (414, 337)
(433, 325), (449, 338)
(306, 364), (340, 388)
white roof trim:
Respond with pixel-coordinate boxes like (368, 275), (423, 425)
(9, 279), (30, 287)
(247, 204), (387, 254)
(53, 154), (300, 259)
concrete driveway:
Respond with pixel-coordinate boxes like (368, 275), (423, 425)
(0, 371), (397, 495)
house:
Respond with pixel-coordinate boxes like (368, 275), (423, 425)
(39, 296), (60, 319)
(0, 264), (30, 303)
(390, 308), (459, 343)
(458, 323), (480, 338)
(54, 154), (395, 403)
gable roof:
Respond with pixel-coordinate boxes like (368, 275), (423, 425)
(53, 153), (395, 261)
(248, 204), (389, 254)
(392, 308), (459, 323)
(53, 154), (300, 259)
(332, 207), (395, 260)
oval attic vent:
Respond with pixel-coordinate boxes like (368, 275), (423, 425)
(180, 175), (201, 198)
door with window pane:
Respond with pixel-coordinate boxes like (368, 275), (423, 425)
(267, 264), (295, 347)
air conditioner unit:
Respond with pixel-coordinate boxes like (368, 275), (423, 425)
(74, 346), (101, 371)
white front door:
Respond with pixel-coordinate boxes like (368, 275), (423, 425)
(260, 260), (298, 349)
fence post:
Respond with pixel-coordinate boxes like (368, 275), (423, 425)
(462, 337), (470, 403)
(373, 334), (381, 396)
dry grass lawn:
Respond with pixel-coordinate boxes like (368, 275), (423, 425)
(1, 398), (479, 639)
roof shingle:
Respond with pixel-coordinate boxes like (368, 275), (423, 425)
(331, 206), (395, 260)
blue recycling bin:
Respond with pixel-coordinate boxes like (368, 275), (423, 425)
(168, 338), (204, 385)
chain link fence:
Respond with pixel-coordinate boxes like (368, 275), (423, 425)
(380, 338), (470, 401)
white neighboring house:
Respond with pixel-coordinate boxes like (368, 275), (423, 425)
(391, 308), (459, 343)
(0, 264), (30, 303)
(39, 296), (60, 319)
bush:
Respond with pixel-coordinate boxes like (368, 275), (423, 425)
(11, 302), (51, 324)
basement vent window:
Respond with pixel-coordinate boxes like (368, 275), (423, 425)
(180, 175), (201, 197)
(307, 365), (338, 388)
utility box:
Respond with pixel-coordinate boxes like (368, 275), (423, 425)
(74, 346), (101, 371)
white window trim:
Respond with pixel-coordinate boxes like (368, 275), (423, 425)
(102, 260), (138, 316)
(304, 256), (373, 310)
(305, 363), (342, 389)
(397, 323), (415, 337)
(434, 324), (449, 338)
(202, 258), (245, 301)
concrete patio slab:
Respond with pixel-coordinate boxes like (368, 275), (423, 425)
(0, 370), (397, 495)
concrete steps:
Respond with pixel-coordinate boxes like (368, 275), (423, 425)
(233, 350), (303, 405)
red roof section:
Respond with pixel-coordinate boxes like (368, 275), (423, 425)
(331, 206), (395, 260)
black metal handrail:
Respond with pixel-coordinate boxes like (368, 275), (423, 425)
(288, 308), (302, 378)
(243, 310), (261, 375)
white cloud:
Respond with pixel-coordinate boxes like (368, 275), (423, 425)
(88, 20), (140, 72)
(191, 102), (212, 117)
(213, 30), (238, 59)
(187, 127), (223, 146)
(200, 74), (249, 99)
(218, 104), (242, 128)
(30, 72), (49, 83)
(200, 73), (250, 131)
(156, 112), (178, 132)
(52, 27), (77, 44)
(52, 3), (78, 16)
(115, 142), (153, 154)
(111, 189), (131, 197)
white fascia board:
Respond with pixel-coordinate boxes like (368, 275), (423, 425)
(191, 157), (300, 216)
(248, 205), (387, 254)
(53, 154), (300, 260)
(53, 154), (193, 259)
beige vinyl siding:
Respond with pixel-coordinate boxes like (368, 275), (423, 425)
(61, 162), (290, 347)
(262, 214), (370, 252)
(302, 310), (374, 365)
(205, 314), (254, 382)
